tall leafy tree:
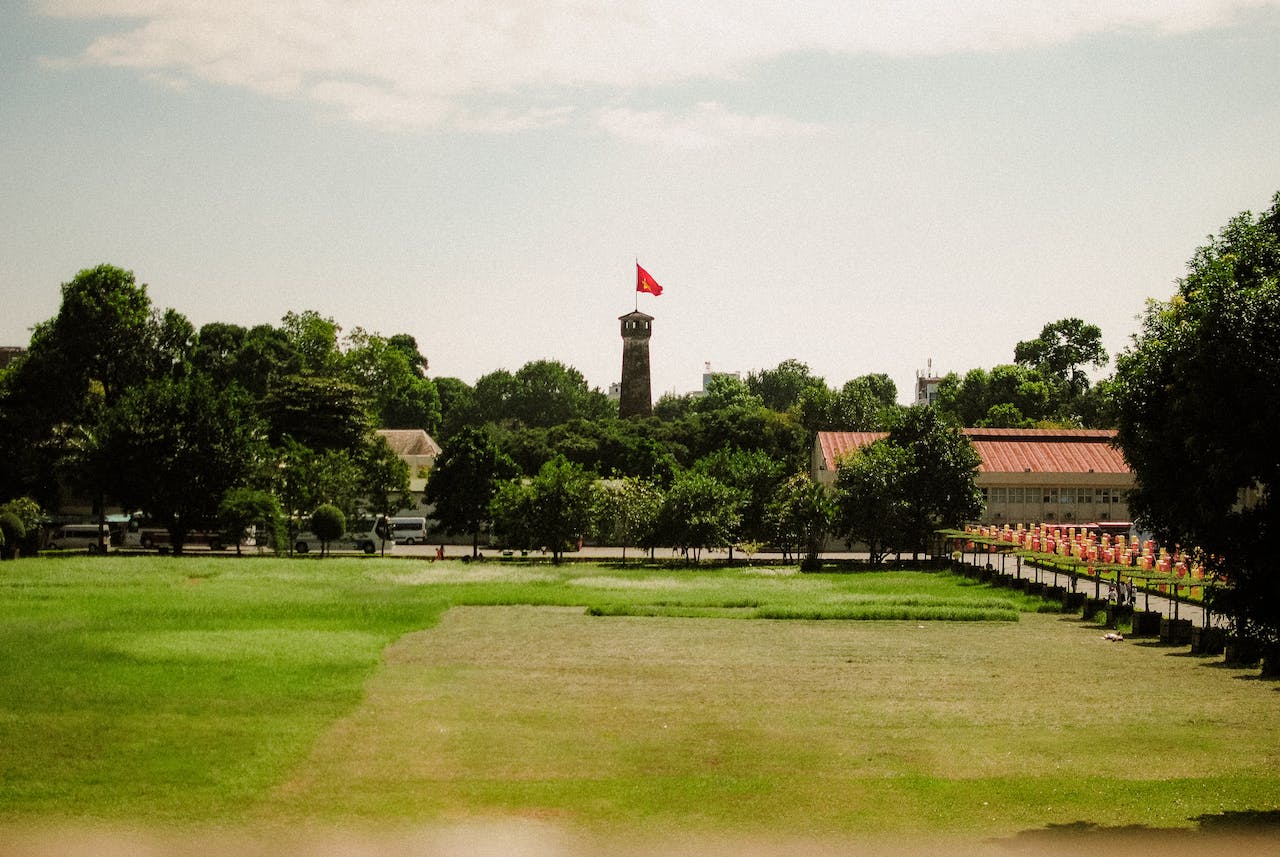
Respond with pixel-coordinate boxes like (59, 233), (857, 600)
(833, 441), (913, 566)
(593, 476), (664, 560)
(691, 447), (787, 543)
(490, 455), (596, 564)
(425, 427), (517, 556)
(192, 322), (300, 399)
(834, 407), (981, 563)
(509, 360), (612, 427)
(434, 376), (476, 440)
(342, 328), (441, 432)
(656, 470), (743, 562)
(766, 472), (834, 570)
(261, 374), (371, 452)
(746, 358), (826, 412)
(1114, 191), (1280, 650)
(36, 264), (165, 407)
(0, 265), (182, 504)
(696, 374), (763, 413)
(359, 434), (411, 554)
(95, 374), (266, 554)
(797, 374), (900, 433)
(280, 310), (342, 375)
(887, 406), (983, 558)
(1014, 317), (1108, 400)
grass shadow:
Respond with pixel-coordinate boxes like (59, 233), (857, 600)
(999, 810), (1280, 851)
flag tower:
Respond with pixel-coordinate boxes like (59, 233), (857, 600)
(618, 263), (662, 418)
(618, 309), (654, 418)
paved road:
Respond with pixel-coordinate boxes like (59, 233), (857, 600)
(983, 550), (1216, 628)
(244, 540), (1221, 628)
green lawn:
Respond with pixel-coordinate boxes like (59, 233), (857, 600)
(1, 555), (1277, 844)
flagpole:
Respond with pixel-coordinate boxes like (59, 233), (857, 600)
(634, 257), (639, 312)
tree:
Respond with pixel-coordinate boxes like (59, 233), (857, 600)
(935, 365), (1053, 427)
(433, 376), (475, 440)
(653, 392), (696, 421)
(833, 407), (982, 563)
(359, 434), (411, 554)
(1113, 191), (1280, 650)
(0, 265), (184, 505)
(833, 441), (913, 566)
(218, 488), (282, 555)
(696, 374), (763, 413)
(261, 374), (371, 452)
(309, 504), (346, 557)
(746, 358), (826, 412)
(691, 447), (787, 544)
(342, 328), (440, 432)
(887, 406), (983, 559)
(976, 402), (1036, 429)
(766, 473), (833, 570)
(593, 477), (664, 561)
(0, 497), (42, 554)
(280, 310), (341, 375)
(193, 322), (300, 400)
(509, 360), (612, 427)
(95, 374), (266, 554)
(490, 456), (596, 564)
(1015, 317), (1108, 400)
(656, 470), (743, 562)
(272, 437), (357, 551)
(35, 264), (166, 407)
(798, 374), (901, 433)
(466, 361), (611, 429)
(425, 427), (517, 556)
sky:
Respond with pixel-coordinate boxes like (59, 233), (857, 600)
(2, 1), (1279, 404)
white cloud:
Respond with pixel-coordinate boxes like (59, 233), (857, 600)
(36, 0), (1280, 139)
(597, 102), (824, 149)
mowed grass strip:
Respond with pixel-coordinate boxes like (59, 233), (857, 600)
(0, 558), (1016, 823)
(2, 556), (1278, 839)
(262, 605), (1280, 837)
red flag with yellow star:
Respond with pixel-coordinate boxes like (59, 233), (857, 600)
(636, 263), (663, 296)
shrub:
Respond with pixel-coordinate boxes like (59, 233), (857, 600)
(0, 512), (24, 560)
(309, 504), (346, 557)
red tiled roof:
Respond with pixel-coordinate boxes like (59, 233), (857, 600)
(816, 428), (1129, 475)
(817, 432), (886, 470)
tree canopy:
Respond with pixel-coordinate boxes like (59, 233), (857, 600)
(935, 317), (1112, 428)
(95, 374), (267, 554)
(425, 427), (517, 555)
(490, 455), (595, 563)
(833, 406), (982, 563)
(1114, 190), (1280, 644)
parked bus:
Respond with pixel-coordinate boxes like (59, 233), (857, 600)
(294, 517), (388, 555)
(389, 516), (428, 545)
(137, 529), (226, 551)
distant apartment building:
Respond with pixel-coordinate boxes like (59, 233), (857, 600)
(915, 359), (942, 406)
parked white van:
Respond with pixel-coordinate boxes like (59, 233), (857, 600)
(389, 516), (428, 544)
(47, 524), (109, 552)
